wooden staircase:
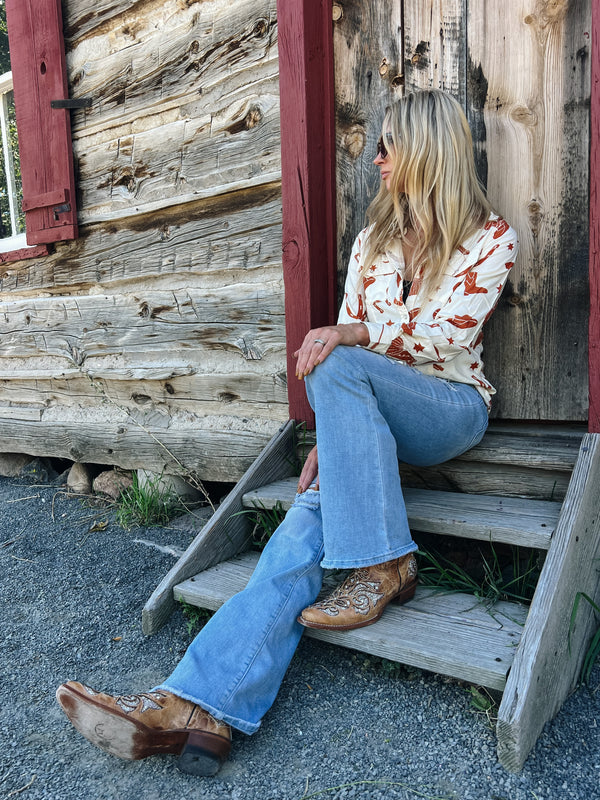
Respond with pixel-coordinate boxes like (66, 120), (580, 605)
(143, 419), (600, 772)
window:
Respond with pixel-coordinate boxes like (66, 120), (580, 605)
(1, 0), (79, 262)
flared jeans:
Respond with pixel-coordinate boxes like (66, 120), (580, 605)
(158, 346), (489, 734)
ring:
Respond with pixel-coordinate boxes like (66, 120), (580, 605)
(313, 338), (326, 345)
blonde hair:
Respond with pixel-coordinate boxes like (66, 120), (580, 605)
(363, 89), (490, 294)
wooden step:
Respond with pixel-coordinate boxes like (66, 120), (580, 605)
(297, 424), (584, 501)
(174, 550), (529, 691)
(242, 478), (561, 550)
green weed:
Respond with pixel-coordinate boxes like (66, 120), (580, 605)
(417, 542), (541, 605)
(178, 600), (214, 635)
(115, 471), (184, 529)
(569, 591), (600, 685)
(230, 501), (287, 550)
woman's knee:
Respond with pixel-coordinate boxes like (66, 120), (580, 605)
(305, 345), (362, 395)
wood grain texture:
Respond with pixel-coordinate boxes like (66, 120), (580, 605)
(333, 0), (403, 304)
(497, 433), (600, 770)
(590, 0), (600, 431)
(0, 414), (284, 481)
(402, 1), (591, 421)
(403, 0), (465, 99)
(0, 0), (286, 471)
(142, 419), (296, 634)
(466, 0), (591, 420)
(0, 188), (282, 295)
(174, 549), (528, 690)
(242, 478), (559, 549)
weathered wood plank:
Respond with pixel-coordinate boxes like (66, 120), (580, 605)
(0, 187), (282, 295)
(398, 461), (570, 502)
(466, 1), (591, 420)
(64, 0), (280, 223)
(0, 367), (289, 413)
(174, 549), (528, 690)
(242, 478), (559, 550)
(497, 434), (600, 771)
(403, 0), (465, 101)
(589, 0), (600, 432)
(0, 414), (284, 482)
(64, 0), (138, 41)
(142, 419), (296, 635)
(333, 0), (403, 303)
(0, 287), (285, 363)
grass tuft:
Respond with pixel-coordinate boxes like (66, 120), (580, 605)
(115, 471), (184, 529)
(178, 600), (214, 636)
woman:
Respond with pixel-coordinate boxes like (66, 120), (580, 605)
(56, 89), (518, 777)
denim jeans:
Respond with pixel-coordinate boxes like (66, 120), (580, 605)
(158, 346), (489, 734)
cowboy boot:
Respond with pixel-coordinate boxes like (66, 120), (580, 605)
(297, 553), (417, 631)
(56, 682), (231, 776)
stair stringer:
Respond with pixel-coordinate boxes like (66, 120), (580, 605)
(142, 420), (296, 635)
(496, 433), (600, 771)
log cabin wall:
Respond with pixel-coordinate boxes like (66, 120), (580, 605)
(0, 0), (592, 485)
(0, 0), (286, 482)
(334, 0), (591, 422)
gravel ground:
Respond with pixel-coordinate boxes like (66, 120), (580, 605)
(1, 470), (599, 800)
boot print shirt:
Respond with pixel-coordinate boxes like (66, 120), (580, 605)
(337, 213), (518, 409)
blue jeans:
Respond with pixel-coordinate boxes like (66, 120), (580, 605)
(158, 346), (489, 734)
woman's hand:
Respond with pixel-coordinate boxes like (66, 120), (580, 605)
(293, 323), (369, 379)
(297, 445), (319, 493)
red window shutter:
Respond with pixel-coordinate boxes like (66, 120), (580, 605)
(5, 0), (78, 245)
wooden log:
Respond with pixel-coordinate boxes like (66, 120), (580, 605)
(497, 433), (600, 771)
(64, 0), (138, 41)
(174, 549), (528, 690)
(64, 0), (280, 223)
(332, 0), (403, 302)
(0, 414), (285, 482)
(142, 419), (296, 635)
(0, 367), (289, 413)
(0, 287), (285, 363)
(0, 187), (282, 295)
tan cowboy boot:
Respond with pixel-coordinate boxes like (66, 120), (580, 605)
(56, 682), (231, 776)
(297, 553), (417, 631)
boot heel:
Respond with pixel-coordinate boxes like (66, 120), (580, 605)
(178, 731), (229, 776)
(394, 579), (417, 606)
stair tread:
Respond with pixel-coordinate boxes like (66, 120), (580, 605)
(174, 550), (528, 690)
(242, 479), (561, 550)
(297, 425), (584, 471)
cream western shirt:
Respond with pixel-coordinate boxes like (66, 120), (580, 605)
(337, 213), (519, 409)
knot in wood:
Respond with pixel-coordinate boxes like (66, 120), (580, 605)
(252, 18), (269, 38)
(342, 126), (366, 159)
(510, 105), (537, 127)
(332, 4), (343, 21)
(379, 58), (389, 77)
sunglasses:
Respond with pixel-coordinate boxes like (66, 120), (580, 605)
(376, 133), (393, 159)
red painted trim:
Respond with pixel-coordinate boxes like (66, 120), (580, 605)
(590, 3), (600, 432)
(6, 0), (78, 245)
(0, 244), (49, 264)
(277, 0), (337, 425)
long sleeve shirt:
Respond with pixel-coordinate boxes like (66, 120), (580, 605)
(337, 213), (519, 409)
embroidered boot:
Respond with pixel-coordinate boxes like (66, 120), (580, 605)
(56, 682), (231, 776)
(297, 553), (417, 631)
